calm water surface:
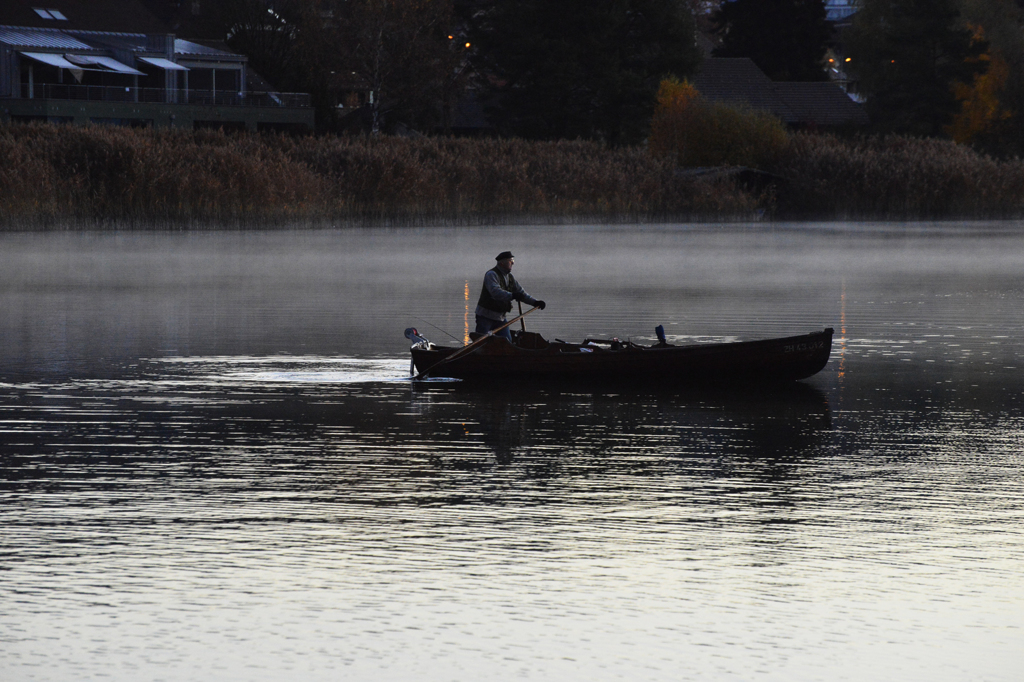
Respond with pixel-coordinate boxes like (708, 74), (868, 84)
(1, 224), (1022, 681)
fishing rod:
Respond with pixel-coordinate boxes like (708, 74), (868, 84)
(414, 306), (540, 380)
(411, 317), (463, 344)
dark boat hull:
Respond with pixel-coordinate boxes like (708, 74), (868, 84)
(412, 328), (834, 384)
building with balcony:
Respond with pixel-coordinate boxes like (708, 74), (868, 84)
(0, 2), (313, 131)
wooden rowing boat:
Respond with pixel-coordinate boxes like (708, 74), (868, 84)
(409, 327), (834, 384)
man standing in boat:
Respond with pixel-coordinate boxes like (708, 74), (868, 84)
(476, 251), (546, 340)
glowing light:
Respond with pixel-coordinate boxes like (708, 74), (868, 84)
(838, 280), (847, 405)
(464, 280), (470, 345)
(465, 42), (471, 48)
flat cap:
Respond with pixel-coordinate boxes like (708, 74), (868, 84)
(495, 251), (514, 261)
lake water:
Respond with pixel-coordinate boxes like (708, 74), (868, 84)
(1, 224), (1022, 681)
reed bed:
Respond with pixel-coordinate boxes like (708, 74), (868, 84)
(0, 123), (755, 229)
(771, 133), (1024, 220)
(2, 122), (1022, 229)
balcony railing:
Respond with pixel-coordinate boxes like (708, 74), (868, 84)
(18, 84), (311, 108)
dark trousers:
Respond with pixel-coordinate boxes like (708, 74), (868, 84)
(475, 315), (512, 340)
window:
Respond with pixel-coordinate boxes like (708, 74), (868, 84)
(32, 8), (68, 20)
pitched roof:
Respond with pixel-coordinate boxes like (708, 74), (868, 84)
(692, 58), (868, 128)
(692, 58), (798, 124)
(773, 82), (870, 127)
(0, 0), (165, 34)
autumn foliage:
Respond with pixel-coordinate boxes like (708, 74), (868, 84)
(648, 78), (790, 169)
(947, 26), (1014, 145)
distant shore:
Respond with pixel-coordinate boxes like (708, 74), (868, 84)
(1, 123), (1022, 230)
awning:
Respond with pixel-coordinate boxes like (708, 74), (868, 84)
(64, 54), (145, 76)
(20, 51), (85, 70)
(137, 56), (189, 71)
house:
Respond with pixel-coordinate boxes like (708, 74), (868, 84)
(825, 0), (858, 22)
(822, 0), (861, 99)
(695, 2), (864, 108)
(0, 0), (313, 131)
(692, 57), (869, 129)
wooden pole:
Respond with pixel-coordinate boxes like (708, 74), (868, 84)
(414, 306), (540, 380)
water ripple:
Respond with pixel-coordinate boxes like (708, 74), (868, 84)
(3, 225), (1024, 681)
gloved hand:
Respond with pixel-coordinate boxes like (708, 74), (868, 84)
(535, 300), (547, 310)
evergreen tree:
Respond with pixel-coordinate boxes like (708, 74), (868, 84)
(958, 0), (1024, 156)
(845, 0), (987, 137)
(471, 0), (701, 144)
(712, 0), (832, 81)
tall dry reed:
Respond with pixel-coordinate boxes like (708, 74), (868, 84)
(0, 123), (326, 227)
(0, 123), (757, 229)
(3, 122), (1021, 227)
(770, 133), (1024, 219)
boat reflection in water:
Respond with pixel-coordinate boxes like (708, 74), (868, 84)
(407, 380), (832, 470)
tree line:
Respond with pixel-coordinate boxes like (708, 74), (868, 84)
(195, 0), (700, 143)
(706, 0), (1024, 157)
(846, 0), (1024, 157)
(201, 0), (1024, 157)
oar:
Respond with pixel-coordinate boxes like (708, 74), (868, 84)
(517, 300), (526, 332)
(414, 305), (540, 380)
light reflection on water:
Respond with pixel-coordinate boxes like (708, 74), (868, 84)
(1, 224), (1023, 681)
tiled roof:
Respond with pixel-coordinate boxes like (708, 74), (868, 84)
(693, 58), (868, 128)
(773, 82), (870, 127)
(692, 58), (798, 123)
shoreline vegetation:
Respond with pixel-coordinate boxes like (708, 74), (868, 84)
(1, 122), (1023, 230)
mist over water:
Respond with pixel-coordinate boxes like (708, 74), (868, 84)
(1, 223), (1022, 681)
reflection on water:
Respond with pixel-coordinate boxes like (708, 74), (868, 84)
(1, 224), (1023, 681)
(417, 380), (832, 466)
